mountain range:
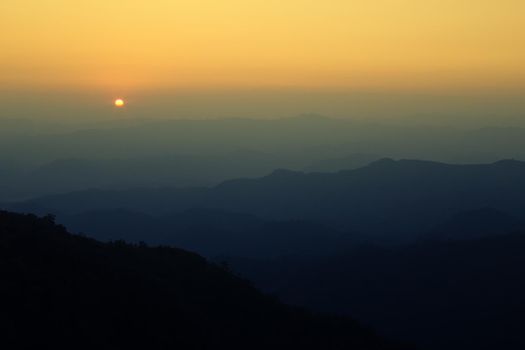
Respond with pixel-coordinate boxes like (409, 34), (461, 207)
(7, 158), (525, 245)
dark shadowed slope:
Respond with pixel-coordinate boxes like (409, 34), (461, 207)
(0, 211), (409, 350)
(227, 233), (525, 350)
(429, 207), (524, 240)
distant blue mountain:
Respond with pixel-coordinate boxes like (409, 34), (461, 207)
(9, 159), (525, 244)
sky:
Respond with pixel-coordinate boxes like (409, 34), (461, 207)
(1, 1), (524, 123)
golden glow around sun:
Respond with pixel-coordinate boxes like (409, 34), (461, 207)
(114, 99), (125, 107)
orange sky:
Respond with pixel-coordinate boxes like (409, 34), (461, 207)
(1, 0), (524, 94)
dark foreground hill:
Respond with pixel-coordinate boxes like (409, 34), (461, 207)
(0, 211), (408, 350)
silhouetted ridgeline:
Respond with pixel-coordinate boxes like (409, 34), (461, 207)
(0, 152), (302, 200)
(2, 116), (525, 200)
(0, 211), (410, 350)
(8, 159), (525, 245)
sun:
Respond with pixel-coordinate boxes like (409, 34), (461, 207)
(114, 98), (125, 107)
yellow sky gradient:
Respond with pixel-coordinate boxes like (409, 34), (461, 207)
(1, 0), (524, 93)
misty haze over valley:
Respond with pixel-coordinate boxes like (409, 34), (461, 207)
(2, 113), (525, 349)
